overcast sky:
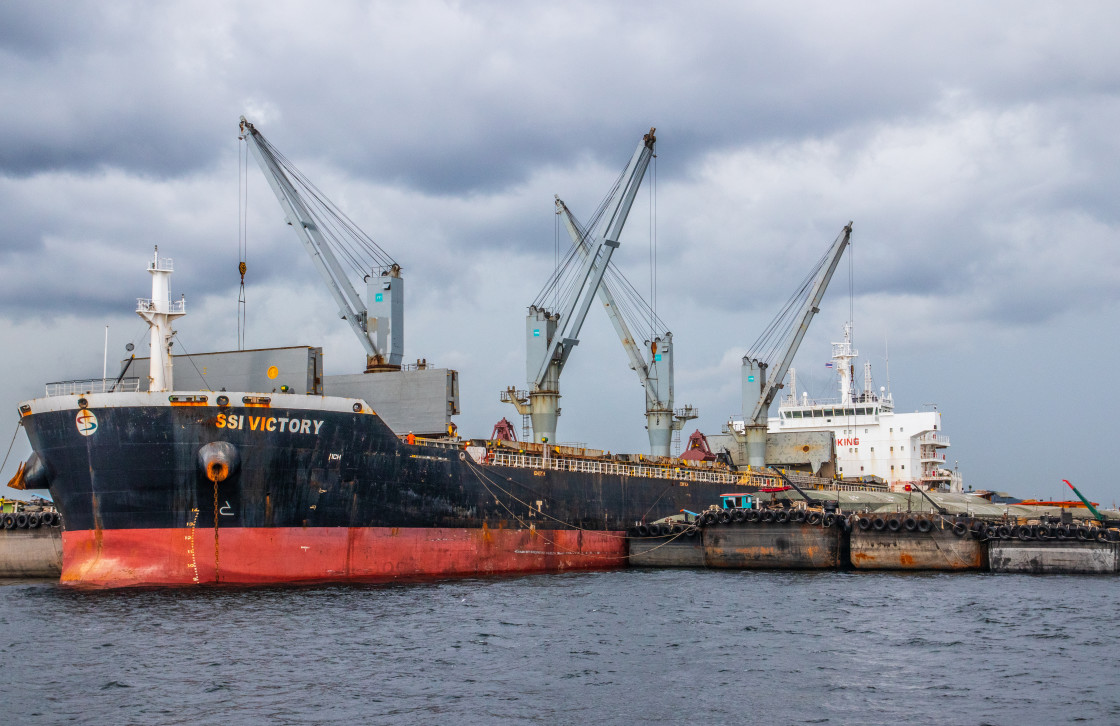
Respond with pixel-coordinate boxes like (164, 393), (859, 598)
(2, 1), (1118, 504)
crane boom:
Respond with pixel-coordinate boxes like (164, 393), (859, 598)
(747, 222), (852, 425)
(1064, 479), (1104, 522)
(530, 128), (656, 387)
(555, 197), (654, 407)
(555, 196), (692, 456)
(731, 222), (852, 469)
(509, 128), (656, 446)
(239, 116), (403, 368)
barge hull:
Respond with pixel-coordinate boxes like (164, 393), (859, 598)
(850, 527), (985, 570)
(60, 526), (626, 587)
(702, 523), (844, 569)
(0, 528), (63, 578)
(628, 535), (705, 567)
(988, 540), (1119, 574)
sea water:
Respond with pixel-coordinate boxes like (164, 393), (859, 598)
(2, 569), (1117, 725)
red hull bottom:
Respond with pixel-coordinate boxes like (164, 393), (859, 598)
(60, 526), (628, 587)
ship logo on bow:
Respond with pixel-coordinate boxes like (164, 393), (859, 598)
(76, 409), (98, 436)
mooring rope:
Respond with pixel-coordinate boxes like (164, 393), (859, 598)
(0, 421), (23, 479)
(462, 458), (692, 560)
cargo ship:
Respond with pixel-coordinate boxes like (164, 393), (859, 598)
(766, 322), (964, 492)
(18, 389), (757, 587)
(13, 250), (762, 587)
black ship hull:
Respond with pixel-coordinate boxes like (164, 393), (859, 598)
(20, 392), (752, 586)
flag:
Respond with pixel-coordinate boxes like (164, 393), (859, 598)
(825, 362), (834, 368)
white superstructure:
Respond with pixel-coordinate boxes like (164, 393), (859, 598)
(767, 323), (963, 493)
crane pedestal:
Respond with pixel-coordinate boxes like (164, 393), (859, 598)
(647, 409), (673, 457)
(364, 357), (402, 373)
(647, 404), (698, 458)
(743, 425), (768, 469)
(529, 390), (559, 446)
(724, 423), (768, 469)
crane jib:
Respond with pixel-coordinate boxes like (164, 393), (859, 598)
(748, 223), (852, 425)
(239, 116), (404, 368)
(530, 131), (656, 388)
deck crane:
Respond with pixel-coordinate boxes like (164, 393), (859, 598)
(239, 116), (404, 371)
(1063, 479), (1105, 523)
(734, 223), (853, 468)
(554, 197), (696, 457)
(502, 127), (656, 446)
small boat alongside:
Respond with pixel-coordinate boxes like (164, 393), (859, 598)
(0, 501), (63, 578)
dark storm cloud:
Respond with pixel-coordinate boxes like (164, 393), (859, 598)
(0, 2), (101, 58)
(231, 1), (1120, 197)
(11, 1), (1117, 196)
(0, 3), (231, 178)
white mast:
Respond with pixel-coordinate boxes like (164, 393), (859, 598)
(831, 322), (858, 403)
(136, 246), (186, 392)
(884, 338), (892, 403)
(785, 367), (798, 406)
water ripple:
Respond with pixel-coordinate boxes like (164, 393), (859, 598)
(2, 570), (1118, 724)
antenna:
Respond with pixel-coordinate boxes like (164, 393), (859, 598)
(884, 337), (892, 401)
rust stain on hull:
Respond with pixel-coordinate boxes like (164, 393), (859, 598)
(850, 529), (984, 570)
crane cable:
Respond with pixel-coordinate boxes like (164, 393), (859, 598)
(238, 136), (248, 350)
(542, 193), (668, 339)
(848, 226), (856, 401)
(532, 162), (627, 311)
(648, 150), (657, 343)
(554, 198), (560, 312)
(848, 227), (855, 349)
(253, 131), (396, 276)
(746, 228), (847, 366)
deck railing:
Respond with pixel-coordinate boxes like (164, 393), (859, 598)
(487, 451), (750, 485)
(136, 298), (186, 314)
(45, 378), (141, 396)
(481, 451), (889, 493)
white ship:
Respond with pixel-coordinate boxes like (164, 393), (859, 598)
(767, 323), (963, 493)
